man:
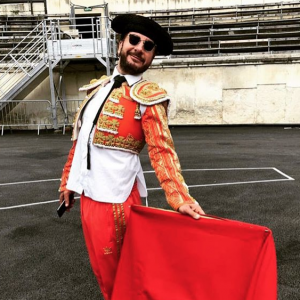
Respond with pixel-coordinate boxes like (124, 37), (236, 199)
(59, 14), (204, 300)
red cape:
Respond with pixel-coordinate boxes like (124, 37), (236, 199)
(112, 206), (277, 300)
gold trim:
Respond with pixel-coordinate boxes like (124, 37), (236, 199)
(112, 203), (126, 255)
(130, 80), (169, 105)
(97, 115), (120, 134)
(103, 247), (113, 255)
(103, 101), (125, 119)
(93, 131), (144, 154)
(72, 86), (102, 140)
(109, 87), (123, 102)
(134, 103), (141, 119)
(79, 75), (111, 91)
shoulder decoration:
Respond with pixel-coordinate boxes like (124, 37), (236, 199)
(79, 75), (111, 91)
(130, 80), (170, 105)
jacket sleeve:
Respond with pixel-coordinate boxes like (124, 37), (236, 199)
(141, 102), (196, 211)
(58, 140), (77, 192)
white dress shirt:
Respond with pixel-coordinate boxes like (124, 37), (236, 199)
(66, 68), (148, 203)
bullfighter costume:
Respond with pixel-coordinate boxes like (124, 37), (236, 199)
(59, 15), (197, 300)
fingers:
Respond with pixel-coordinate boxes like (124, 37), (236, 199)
(59, 192), (64, 204)
(178, 203), (205, 220)
(60, 190), (75, 209)
(197, 205), (205, 215)
(186, 206), (201, 220)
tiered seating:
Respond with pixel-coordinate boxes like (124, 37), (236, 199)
(170, 18), (300, 56)
(0, 15), (42, 60)
(110, 1), (300, 57)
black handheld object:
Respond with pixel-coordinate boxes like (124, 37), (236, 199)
(57, 200), (67, 217)
(57, 194), (74, 217)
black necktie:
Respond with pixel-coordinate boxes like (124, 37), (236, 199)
(87, 75), (127, 170)
(92, 75), (126, 126)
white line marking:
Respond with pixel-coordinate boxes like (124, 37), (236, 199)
(145, 167), (275, 173)
(148, 178), (293, 191)
(273, 167), (295, 180)
(145, 167), (295, 190)
(0, 178), (59, 187)
(0, 199), (59, 210)
(0, 168), (294, 187)
(0, 168), (294, 210)
(0, 197), (80, 211)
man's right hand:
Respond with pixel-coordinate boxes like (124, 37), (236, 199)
(59, 190), (76, 211)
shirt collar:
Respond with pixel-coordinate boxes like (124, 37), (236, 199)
(112, 68), (143, 87)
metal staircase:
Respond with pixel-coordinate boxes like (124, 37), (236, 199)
(0, 21), (49, 105)
(0, 16), (117, 128)
(0, 16), (116, 100)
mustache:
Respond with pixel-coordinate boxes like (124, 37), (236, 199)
(128, 51), (145, 62)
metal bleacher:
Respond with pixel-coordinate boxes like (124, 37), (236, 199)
(0, 15), (42, 60)
(0, 14), (116, 100)
(0, 12), (117, 130)
(110, 1), (300, 57)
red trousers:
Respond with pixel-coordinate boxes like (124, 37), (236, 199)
(80, 183), (141, 300)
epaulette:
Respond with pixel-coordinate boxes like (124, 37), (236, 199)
(79, 75), (111, 91)
(130, 80), (170, 105)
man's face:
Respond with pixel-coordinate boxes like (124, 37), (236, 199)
(117, 32), (156, 75)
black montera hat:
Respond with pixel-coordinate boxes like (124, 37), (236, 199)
(111, 14), (173, 56)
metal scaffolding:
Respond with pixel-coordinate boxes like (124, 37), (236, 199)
(0, 14), (117, 129)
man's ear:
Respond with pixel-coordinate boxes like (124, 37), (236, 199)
(117, 40), (123, 57)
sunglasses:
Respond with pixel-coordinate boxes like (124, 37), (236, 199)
(128, 34), (156, 52)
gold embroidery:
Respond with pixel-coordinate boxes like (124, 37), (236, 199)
(89, 75), (108, 85)
(121, 204), (126, 231)
(79, 76), (111, 91)
(93, 131), (145, 154)
(73, 97), (88, 126)
(112, 204), (126, 256)
(103, 247), (113, 255)
(109, 87), (123, 103)
(134, 103), (141, 119)
(144, 103), (194, 211)
(72, 86), (102, 140)
(103, 101), (125, 119)
(112, 204), (120, 254)
(97, 115), (120, 134)
(131, 80), (168, 104)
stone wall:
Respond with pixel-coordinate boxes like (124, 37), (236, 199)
(24, 53), (300, 125)
(0, 3), (45, 15)
(145, 54), (300, 125)
(45, 0), (296, 15)
(1, 1), (296, 17)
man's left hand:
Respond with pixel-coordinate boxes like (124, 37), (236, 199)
(178, 203), (205, 220)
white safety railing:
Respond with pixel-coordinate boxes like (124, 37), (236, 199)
(0, 22), (49, 102)
(56, 99), (82, 134)
(0, 99), (85, 135)
(0, 16), (116, 131)
(46, 16), (116, 61)
(0, 16), (116, 110)
(0, 99), (52, 135)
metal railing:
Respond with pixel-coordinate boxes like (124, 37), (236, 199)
(0, 99), (52, 135)
(56, 99), (82, 134)
(0, 99), (84, 135)
(46, 16), (116, 61)
(117, 1), (300, 26)
(0, 16), (117, 130)
(0, 21), (49, 102)
(0, 16), (117, 102)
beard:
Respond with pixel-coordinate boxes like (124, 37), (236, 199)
(118, 48), (151, 75)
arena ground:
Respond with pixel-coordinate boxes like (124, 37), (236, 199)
(0, 125), (299, 300)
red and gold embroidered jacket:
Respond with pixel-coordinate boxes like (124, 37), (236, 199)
(59, 76), (196, 211)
